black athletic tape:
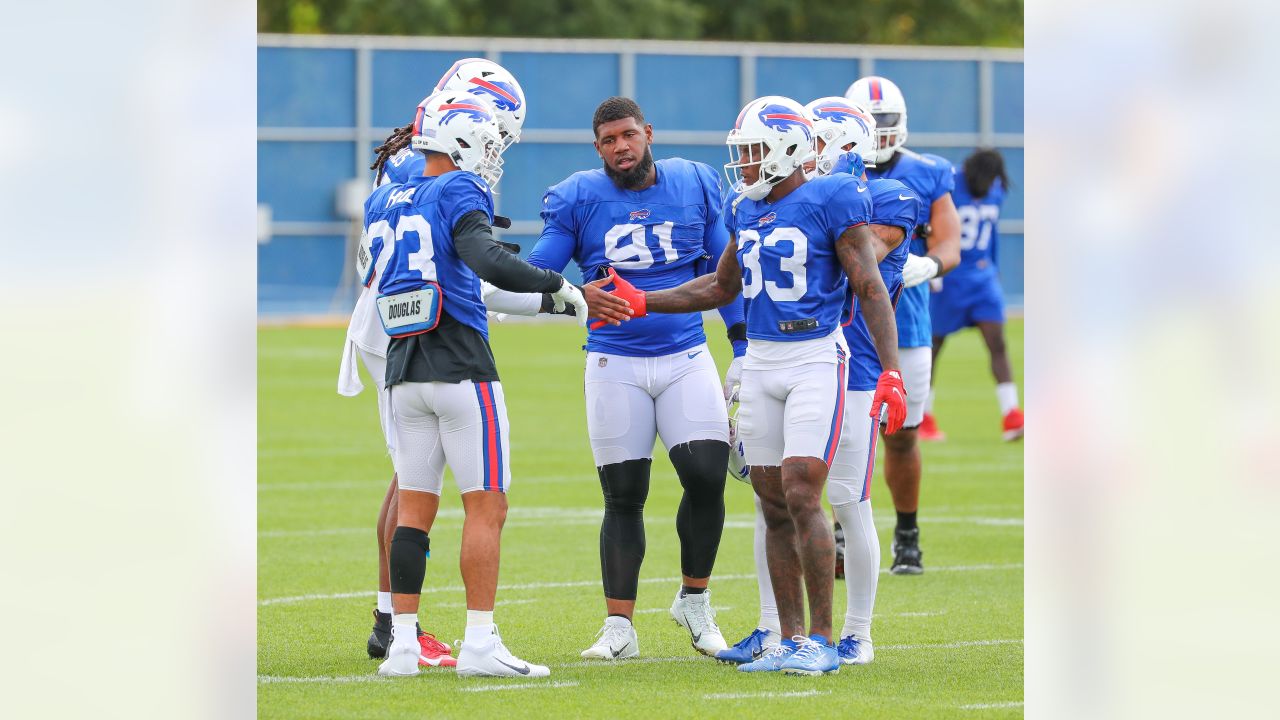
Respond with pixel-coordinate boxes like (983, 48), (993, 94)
(493, 214), (513, 229)
(726, 322), (747, 343)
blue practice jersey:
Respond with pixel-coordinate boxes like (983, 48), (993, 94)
(949, 172), (1004, 284)
(841, 178), (919, 390)
(380, 147), (425, 185)
(528, 158), (745, 357)
(726, 174), (872, 343)
(866, 148), (955, 348)
(370, 171), (495, 338)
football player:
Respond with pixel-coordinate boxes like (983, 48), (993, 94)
(514, 97), (747, 661)
(364, 90), (609, 678)
(606, 96), (908, 675)
(845, 76), (962, 575)
(928, 148), (1023, 440)
(716, 98), (918, 667)
(344, 59), (573, 667)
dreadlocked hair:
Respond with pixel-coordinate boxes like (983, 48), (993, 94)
(370, 122), (416, 185)
(963, 147), (1010, 199)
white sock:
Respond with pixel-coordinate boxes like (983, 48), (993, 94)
(464, 610), (495, 645)
(834, 500), (879, 641)
(392, 613), (418, 648)
(376, 592), (393, 615)
(996, 382), (1019, 415)
(925, 389), (936, 413)
(752, 495), (782, 636)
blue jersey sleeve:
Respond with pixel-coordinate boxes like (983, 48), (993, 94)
(869, 179), (920, 237)
(689, 164), (745, 355)
(437, 173), (495, 230)
(527, 184), (579, 272)
(822, 175), (874, 237)
(922, 153), (956, 203)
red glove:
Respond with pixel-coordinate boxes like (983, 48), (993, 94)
(871, 369), (908, 434)
(589, 268), (648, 330)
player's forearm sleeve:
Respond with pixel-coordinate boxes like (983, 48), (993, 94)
(484, 287), (544, 316)
(454, 210), (564, 294)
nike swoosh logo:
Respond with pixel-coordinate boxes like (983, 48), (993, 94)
(688, 351), (703, 359)
(899, 194), (914, 201)
(691, 631), (702, 642)
(857, 186), (868, 192)
(611, 645), (627, 658)
(495, 658), (531, 675)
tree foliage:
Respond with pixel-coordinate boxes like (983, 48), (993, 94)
(259, 0), (1022, 47)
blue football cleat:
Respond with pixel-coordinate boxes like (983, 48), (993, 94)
(779, 635), (840, 675)
(716, 627), (780, 664)
(737, 637), (797, 672)
(837, 635), (874, 665)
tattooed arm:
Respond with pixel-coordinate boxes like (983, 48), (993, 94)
(836, 224), (899, 371)
(868, 224), (905, 262)
(644, 236), (743, 313)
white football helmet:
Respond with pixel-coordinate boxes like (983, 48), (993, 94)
(844, 76), (908, 164)
(434, 58), (526, 150)
(725, 96), (816, 202)
(411, 90), (505, 187)
(804, 97), (877, 176)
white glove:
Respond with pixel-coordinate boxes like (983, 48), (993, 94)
(550, 279), (588, 326)
(902, 254), (941, 289)
(481, 280), (500, 301)
(723, 356), (744, 401)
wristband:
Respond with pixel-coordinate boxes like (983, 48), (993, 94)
(927, 254), (944, 275)
(726, 322), (747, 344)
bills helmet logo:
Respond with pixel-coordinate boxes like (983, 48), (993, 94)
(757, 211), (777, 227)
(438, 101), (492, 125)
(757, 103), (812, 142)
(467, 77), (522, 112)
(629, 209), (651, 221)
(814, 103), (872, 135)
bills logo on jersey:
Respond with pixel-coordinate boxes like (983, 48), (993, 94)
(757, 211), (777, 227)
(629, 209), (651, 221)
(439, 102), (492, 125)
(758, 104), (813, 142)
(467, 77), (522, 112)
(814, 103), (872, 134)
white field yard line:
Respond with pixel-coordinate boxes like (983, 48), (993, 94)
(260, 643), (1025, 683)
(959, 701), (1024, 710)
(259, 564), (1023, 606)
(459, 680), (579, 692)
(704, 690), (834, 700)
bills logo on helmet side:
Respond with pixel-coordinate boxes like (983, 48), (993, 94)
(439, 102), (492, 125)
(758, 104), (813, 142)
(629, 209), (651, 221)
(468, 77), (522, 112)
(815, 104), (872, 135)
(757, 211), (777, 227)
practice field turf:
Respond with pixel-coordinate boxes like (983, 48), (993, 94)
(259, 318), (1023, 718)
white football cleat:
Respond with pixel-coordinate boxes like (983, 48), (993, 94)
(580, 616), (639, 660)
(456, 625), (550, 678)
(837, 635), (875, 665)
(670, 590), (728, 656)
(376, 624), (422, 677)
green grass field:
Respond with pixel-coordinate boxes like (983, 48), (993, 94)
(259, 318), (1023, 718)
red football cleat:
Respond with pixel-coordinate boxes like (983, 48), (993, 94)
(1002, 408), (1024, 442)
(418, 630), (456, 668)
(918, 412), (946, 441)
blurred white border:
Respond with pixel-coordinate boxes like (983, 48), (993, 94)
(0, 2), (255, 717)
